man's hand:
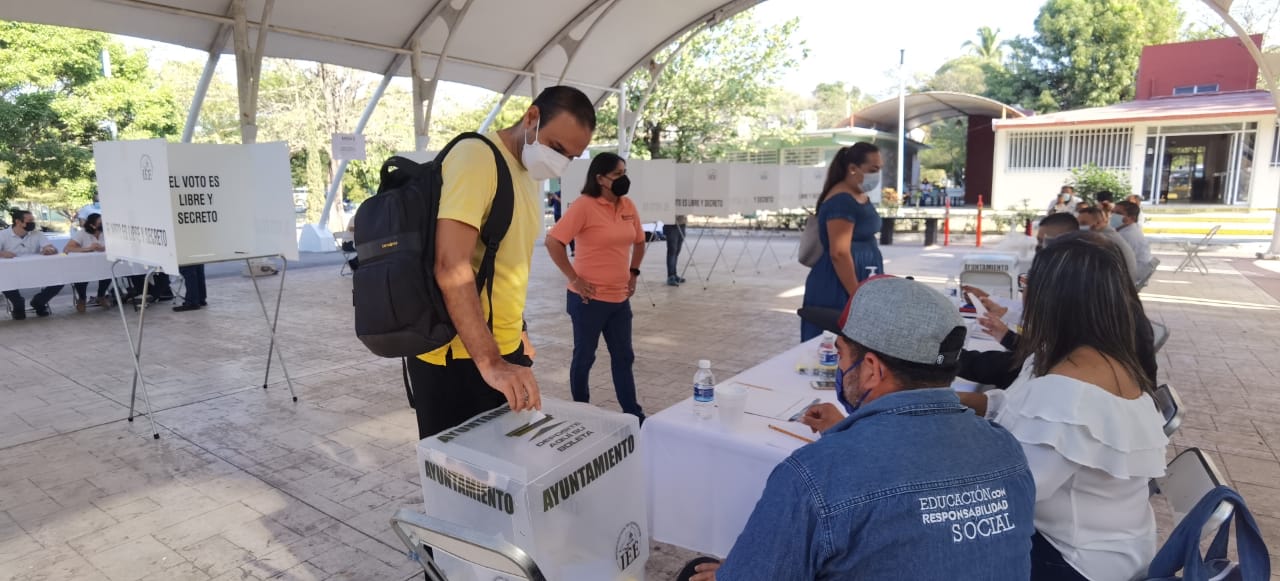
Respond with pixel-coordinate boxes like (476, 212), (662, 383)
(978, 311), (1009, 343)
(800, 402), (844, 433)
(570, 276), (596, 303)
(40, 245), (57, 255)
(689, 561), (721, 581)
(0, 251), (15, 259)
(478, 359), (542, 412)
(961, 285), (988, 300)
(89, 243), (105, 252)
(627, 274), (638, 298)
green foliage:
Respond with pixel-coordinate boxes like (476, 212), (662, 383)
(923, 56), (990, 95)
(919, 119), (968, 186)
(984, 0), (1182, 112)
(0, 22), (181, 216)
(1068, 163), (1131, 203)
(811, 81), (874, 128)
(626, 13), (804, 161)
(963, 27), (1007, 62)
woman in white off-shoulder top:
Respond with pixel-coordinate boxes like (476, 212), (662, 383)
(959, 231), (1168, 581)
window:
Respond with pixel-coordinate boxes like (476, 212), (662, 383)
(1007, 130), (1066, 171)
(782, 147), (822, 166)
(1007, 127), (1133, 172)
(721, 150), (780, 165)
(1172, 84), (1220, 96)
(1066, 127), (1133, 170)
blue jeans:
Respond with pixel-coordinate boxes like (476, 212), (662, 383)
(566, 291), (643, 420)
(179, 264), (206, 306)
(663, 224), (685, 278)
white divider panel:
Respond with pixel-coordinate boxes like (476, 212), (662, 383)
(559, 158), (591, 210)
(679, 163), (732, 217)
(629, 159), (677, 223)
(393, 150), (439, 163)
(743, 165), (781, 214)
(777, 166), (802, 210)
(798, 167), (826, 209)
(94, 140), (298, 272)
(675, 164), (693, 216)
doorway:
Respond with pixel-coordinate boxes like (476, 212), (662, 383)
(1141, 123), (1257, 205)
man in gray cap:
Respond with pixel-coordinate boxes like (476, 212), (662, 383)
(678, 276), (1035, 581)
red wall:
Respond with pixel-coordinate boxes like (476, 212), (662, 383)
(965, 116), (994, 206)
(1135, 35), (1263, 100)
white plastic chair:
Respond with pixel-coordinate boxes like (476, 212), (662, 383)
(391, 508), (546, 581)
(1174, 226), (1220, 275)
(1154, 449), (1235, 542)
(1152, 321), (1169, 353)
(1152, 383), (1183, 437)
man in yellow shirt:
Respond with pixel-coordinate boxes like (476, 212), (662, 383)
(410, 86), (596, 438)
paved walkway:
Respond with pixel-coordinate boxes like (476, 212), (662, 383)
(1, 231), (1278, 580)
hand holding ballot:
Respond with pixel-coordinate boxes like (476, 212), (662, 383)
(800, 402), (843, 433)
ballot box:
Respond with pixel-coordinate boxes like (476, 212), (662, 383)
(417, 399), (647, 580)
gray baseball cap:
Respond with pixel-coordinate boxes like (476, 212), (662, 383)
(798, 277), (966, 366)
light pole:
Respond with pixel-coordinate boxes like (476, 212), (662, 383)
(1199, 0), (1280, 258)
(897, 49), (906, 199)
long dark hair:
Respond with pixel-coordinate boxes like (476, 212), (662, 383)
(818, 142), (878, 209)
(582, 152), (624, 198)
(85, 212), (102, 233)
(1015, 231), (1156, 395)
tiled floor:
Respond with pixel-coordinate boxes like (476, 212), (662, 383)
(2, 230), (1279, 580)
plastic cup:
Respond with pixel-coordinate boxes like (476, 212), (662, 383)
(717, 385), (749, 430)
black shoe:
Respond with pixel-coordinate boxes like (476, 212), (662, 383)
(198, 301), (207, 307)
(155, 293), (176, 302)
(173, 304), (202, 312)
(33, 305), (50, 317)
(677, 276), (688, 283)
(666, 276), (680, 287)
(11, 311), (25, 321)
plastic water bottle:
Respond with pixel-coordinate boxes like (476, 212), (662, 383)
(945, 274), (959, 298)
(817, 332), (839, 379)
(693, 360), (716, 420)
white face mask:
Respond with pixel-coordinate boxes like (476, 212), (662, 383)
(520, 121), (571, 181)
(860, 171), (881, 192)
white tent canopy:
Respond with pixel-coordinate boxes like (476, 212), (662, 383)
(1, 0), (761, 105)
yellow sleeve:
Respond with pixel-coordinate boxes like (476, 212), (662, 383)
(438, 138), (500, 230)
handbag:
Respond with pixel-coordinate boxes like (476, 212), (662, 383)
(1144, 486), (1270, 581)
(798, 211), (822, 267)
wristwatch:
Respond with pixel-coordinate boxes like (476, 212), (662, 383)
(629, 267), (641, 276)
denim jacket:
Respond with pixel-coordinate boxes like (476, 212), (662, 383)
(716, 388), (1036, 580)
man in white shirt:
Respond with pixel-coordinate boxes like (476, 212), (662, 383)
(1113, 201), (1154, 278)
(1078, 207), (1139, 284)
(1046, 186), (1081, 215)
(1, 210), (64, 319)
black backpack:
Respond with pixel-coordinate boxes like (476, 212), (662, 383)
(352, 132), (514, 358)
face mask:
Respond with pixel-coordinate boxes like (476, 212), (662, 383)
(861, 172), (881, 192)
(834, 356), (868, 415)
(85, 224), (97, 234)
(610, 175), (631, 196)
(22, 221), (36, 233)
(1079, 224), (1090, 231)
(521, 122), (571, 181)
(1110, 214), (1125, 229)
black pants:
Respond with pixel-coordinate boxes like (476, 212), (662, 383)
(663, 224), (686, 278)
(675, 557), (720, 581)
(179, 264), (206, 306)
(128, 273), (172, 298)
(4, 286), (63, 313)
(407, 345), (533, 440)
(73, 280), (111, 301)
(1030, 531), (1088, 580)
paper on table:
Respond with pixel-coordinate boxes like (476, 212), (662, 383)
(744, 391), (815, 421)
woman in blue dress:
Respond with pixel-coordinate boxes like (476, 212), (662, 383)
(801, 143), (885, 341)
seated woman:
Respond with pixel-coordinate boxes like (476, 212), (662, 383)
(63, 212), (112, 312)
(958, 231), (1167, 581)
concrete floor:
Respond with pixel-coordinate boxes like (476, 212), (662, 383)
(2, 230), (1280, 580)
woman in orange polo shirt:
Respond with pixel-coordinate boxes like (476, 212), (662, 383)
(546, 153), (647, 423)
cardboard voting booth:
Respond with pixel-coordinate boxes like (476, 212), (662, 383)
(418, 399), (647, 581)
(93, 140), (298, 273)
(679, 163), (732, 217)
(558, 158), (591, 210)
(798, 167), (826, 208)
(628, 159), (677, 223)
(777, 166), (803, 210)
(731, 164), (781, 215)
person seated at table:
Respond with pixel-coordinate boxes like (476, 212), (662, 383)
(1077, 207), (1138, 283)
(76, 194), (101, 227)
(0, 209), (64, 320)
(1046, 186), (1081, 215)
(1113, 201), (1154, 279)
(64, 212), (112, 312)
(677, 276), (1036, 581)
(956, 232), (1167, 581)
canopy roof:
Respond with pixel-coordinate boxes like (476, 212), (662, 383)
(991, 90), (1277, 130)
(851, 91), (1025, 132)
(1, 0), (764, 103)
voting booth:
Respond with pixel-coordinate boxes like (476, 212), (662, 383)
(777, 166), (803, 210)
(559, 158), (591, 210)
(797, 167), (826, 209)
(628, 159), (677, 224)
(418, 399), (647, 580)
(680, 164), (733, 217)
(92, 139), (300, 438)
(730, 164), (781, 216)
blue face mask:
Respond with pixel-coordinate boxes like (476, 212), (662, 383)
(834, 356), (871, 414)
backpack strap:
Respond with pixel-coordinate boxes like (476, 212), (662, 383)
(1146, 485), (1271, 581)
(436, 132), (515, 332)
(377, 156), (422, 194)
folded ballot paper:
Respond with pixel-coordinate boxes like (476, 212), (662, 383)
(418, 398), (647, 581)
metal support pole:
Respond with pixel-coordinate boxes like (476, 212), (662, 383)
(679, 219), (710, 283)
(411, 39), (427, 151)
(479, 95), (509, 133)
(618, 87), (630, 157)
(250, 257), (297, 401)
(319, 73), (393, 229)
(183, 50), (222, 142)
(112, 262), (159, 439)
(896, 49), (906, 199)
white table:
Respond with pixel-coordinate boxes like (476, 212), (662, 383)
(0, 253), (149, 292)
(643, 333), (1005, 557)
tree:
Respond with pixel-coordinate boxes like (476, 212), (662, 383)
(923, 57), (990, 95)
(624, 13), (804, 161)
(0, 22), (181, 217)
(963, 27), (1007, 62)
(919, 120), (969, 186)
(985, 0), (1183, 112)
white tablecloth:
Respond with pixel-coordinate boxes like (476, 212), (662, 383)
(643, 333), (1006, 558)
(0, 254), (149, 292)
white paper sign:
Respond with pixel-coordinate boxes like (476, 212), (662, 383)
(95, 139), (178, 272)
(332, 133), (367, 161)
(94, 141), (299, 272)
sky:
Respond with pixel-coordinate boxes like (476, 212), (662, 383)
(118, 0), (1267, 106)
